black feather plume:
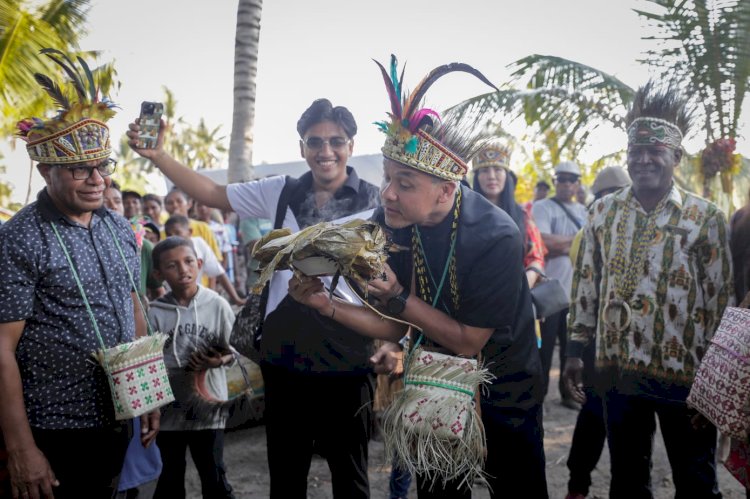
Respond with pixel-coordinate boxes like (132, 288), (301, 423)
(33, 73), (70, 110)
(40, 48), (87, 101)
(76, 56), (98, 103)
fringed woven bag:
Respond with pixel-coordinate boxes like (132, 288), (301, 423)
(382, 336), (493, 488)
(51, 218), (174, 420)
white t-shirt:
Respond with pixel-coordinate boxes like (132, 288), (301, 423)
(532, 198), (587, 298)
(191, 236), (225, 279)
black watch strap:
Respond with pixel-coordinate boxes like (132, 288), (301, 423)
(386, 288), (410, 315)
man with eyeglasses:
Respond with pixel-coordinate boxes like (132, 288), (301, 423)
(0, 52), (158, 499)
(532, 161), (587, 410)
(128, 98), (380, 498)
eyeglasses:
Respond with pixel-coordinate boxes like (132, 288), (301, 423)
(302, 136), (351, 150)
(57, 159), (117, 180)
(555, 175), (580, 184)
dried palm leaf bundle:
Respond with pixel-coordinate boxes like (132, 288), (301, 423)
(250, 219), (387, 295)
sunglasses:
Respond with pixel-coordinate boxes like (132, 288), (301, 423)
(555, 175), (580, 184)
(57, 159), (117, 180)
(302, 136), (351, 150)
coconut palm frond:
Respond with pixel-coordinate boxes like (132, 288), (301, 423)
(636, 0), (750, 140)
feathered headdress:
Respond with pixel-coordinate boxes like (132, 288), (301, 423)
(375, 55), (498, 181)
(17, 48), (117, 164)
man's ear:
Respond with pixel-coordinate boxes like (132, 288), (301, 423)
(673, 148), (683, 166)
(299, 140), (305, 158)
(196, 258), (204, 271)
(438, 181), (458, 204)
(37, 164), (52, 182)
(152, 268), (163, 282)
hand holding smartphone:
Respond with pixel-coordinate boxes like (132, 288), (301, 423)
(135, 101), (164, 149)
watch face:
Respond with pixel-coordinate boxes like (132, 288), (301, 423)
(387, 295), (406, 315)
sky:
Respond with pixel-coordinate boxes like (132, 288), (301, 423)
(3, 0), (747, 203)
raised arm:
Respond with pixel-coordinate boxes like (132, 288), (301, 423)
(127, 119), (231, 211)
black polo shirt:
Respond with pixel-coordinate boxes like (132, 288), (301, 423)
(376, 185), (543, 413)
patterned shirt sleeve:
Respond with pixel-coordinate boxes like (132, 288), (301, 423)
(0, 232), (37, 323)
(699, 208), (735, 338)
(567, 204), (599, 357)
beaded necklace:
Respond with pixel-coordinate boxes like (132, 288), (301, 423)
(412, 188), (461, 314)
(609, 189), (667, 302)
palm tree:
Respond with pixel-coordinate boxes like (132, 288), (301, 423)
(455, 0), (750, 200)
(227, 0), (262, 184)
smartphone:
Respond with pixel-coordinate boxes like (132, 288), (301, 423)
(136, 101), (164, 149)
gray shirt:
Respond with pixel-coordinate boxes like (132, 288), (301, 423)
(532, 198), (587, 298)
(0, 189), (139, 429)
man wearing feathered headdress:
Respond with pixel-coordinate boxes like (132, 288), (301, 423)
(0, 50), (158, 498)
(288, 56), (548, 498)
(563, 83), (733, 498)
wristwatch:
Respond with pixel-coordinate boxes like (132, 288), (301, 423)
(386, 288), (410, 315)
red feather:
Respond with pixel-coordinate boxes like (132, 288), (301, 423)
(374, 59), (402, 118)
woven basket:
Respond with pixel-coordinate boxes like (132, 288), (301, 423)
(96, 333), (174, 420)
(382, 348), (492, 488)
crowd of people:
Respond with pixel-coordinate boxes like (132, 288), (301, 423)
(0, 49), (748, 499)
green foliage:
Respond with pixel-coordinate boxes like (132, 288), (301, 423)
(636, 0), (750, 142)
(0, 0), (119, 136)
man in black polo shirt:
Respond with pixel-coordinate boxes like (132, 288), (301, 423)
(288, 59), (547, 498)
(128, 98), (380, 498)
(0, 52), (156, 499)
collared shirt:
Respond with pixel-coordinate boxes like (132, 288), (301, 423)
(568, 185), (733, 401)
(0, 189), (139, 429)
(227, 167), (381, 374)
(380, 186), (543, 414)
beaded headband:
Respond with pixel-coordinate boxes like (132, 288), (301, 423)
(375, 55), (498, 181)
(16, 49), (116, 165)
(627, 117), (683, 150)
(472, 145), (510, 170)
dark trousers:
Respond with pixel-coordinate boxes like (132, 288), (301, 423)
(604, 389), (721, 499)
(31, 424), (130, 499)
(154, 429), (233, 499)
(261, 363), (373, 499)
(566, 386), (607, 495)
(539, 308), (568, 399)
(416, 404), (548, 499)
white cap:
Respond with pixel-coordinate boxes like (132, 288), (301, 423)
(554, 161), (581, 176)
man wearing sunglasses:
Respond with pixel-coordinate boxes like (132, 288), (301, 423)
(128, 98), (380, 499)
(532, 161), (587, 410)
(0, 53), (157, 499)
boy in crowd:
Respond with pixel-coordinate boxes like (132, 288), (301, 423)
(164, 216), (245, 306)
(122, 190), (144, 220)
(149, 237), (235, 499)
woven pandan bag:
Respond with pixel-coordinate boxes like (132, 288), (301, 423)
(687, 307), (750, 440)
(382, 347), (493, 488)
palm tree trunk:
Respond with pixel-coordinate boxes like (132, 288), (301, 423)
(227, 0), (263, 184)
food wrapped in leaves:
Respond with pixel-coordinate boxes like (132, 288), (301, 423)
(251, 219), (387, 295)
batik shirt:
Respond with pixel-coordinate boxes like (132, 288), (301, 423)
(567, 184), (733, 401)
(0, 189), (139, 428)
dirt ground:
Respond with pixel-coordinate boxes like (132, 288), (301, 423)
(186, 348), (747, 498)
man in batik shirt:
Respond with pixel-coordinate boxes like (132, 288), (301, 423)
(563, 83), (733, 498)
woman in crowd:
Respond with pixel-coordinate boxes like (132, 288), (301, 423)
(472, 145), (546, 288)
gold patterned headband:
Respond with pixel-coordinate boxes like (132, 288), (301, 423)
(472, 145), (510, 170)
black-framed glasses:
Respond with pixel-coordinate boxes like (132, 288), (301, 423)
(302, 136), (351, 150)
(58, 159), (117, 180)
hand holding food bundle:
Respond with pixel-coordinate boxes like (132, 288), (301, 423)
(250, 219), (388, 295)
